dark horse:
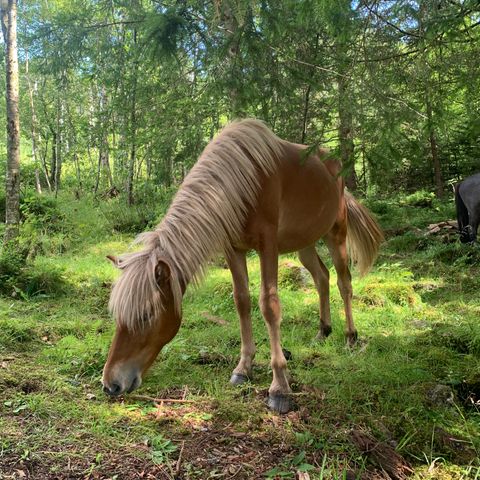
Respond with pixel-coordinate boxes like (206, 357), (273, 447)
(102, 119), (383, 413)
(455, 173), (480, 243)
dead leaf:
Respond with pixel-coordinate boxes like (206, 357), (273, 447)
(201, 312), (228, 326)
(296, 472), (310, 480)
(351, 429), (414, 479)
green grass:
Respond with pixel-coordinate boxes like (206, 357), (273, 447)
(1, 193), (479, 479)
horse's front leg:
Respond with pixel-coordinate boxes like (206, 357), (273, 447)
(258, 235), (293, 413)
(226, 249), (255, 385)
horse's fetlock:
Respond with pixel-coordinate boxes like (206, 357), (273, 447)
(271, 358), (287, 371)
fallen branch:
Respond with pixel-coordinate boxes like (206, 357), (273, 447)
(129, 394), (196, 404)
(201, 311), (228, 326)
(175, 440), (185, 476)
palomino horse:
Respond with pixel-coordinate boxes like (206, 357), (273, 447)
(102, 119), (383, 413)
(455, 173), (480, 243)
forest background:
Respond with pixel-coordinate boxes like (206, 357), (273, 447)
(1, 0), (480, 214)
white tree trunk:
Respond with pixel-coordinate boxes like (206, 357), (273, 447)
(1, 0), (21, 244)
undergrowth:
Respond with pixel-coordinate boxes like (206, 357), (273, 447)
(1, 190), (479, 479)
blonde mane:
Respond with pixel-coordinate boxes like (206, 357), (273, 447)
(109, 119), (285, 331)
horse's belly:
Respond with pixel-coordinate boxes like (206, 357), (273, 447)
(276, 205), (336, 253)
(276, 161), (340, 253)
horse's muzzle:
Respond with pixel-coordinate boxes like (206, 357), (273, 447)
(102, 372), (141, 397)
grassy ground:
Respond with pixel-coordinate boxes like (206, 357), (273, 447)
(1, 193), (479, 479)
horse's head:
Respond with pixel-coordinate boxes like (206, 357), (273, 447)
(102, 252), (183, 397)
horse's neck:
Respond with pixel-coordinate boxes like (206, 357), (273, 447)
(153, 214), (211, 290)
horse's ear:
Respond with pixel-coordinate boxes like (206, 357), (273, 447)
(106, 255), (121, 268)
(155, 258), (172, 287)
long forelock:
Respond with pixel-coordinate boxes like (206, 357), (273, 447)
(108, 247), (182, 332)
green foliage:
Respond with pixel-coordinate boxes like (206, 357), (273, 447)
(20, 194), (67, 233)
(401, 190), (435, 208)
(0, 241), (29, 295)
(100, 198), (158, 234)
(0, 238), (67, 298)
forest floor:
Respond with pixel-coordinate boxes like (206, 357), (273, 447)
(1, 193), (480, 480)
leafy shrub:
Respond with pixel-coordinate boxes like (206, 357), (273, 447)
(20, 194), (68, 234)
(0, 241), (29, 295)
(20, 263), (68, 297)
(100, 200), (157, 233)
(100, 187), (175, 234)
(401, 190), (435, 208)
(426, 242), (480, 266)
(0, 240), (67, 297)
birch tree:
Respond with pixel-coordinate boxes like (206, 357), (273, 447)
(1, 0), (20, 244)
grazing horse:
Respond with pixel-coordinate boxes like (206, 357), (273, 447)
(455, 173), (480, 243)
(102, 119), (383, 413)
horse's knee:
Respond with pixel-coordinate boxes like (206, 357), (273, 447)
(259, 290), (281, 322)
(233, 290), (251, 314)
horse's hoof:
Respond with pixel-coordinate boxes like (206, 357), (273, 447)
(282, 348), (293, 361)
(230, 373), (250, 386)
(316, 325), (332, 342)
(267, 394), (295, 414)
(346, 330), (358, 347)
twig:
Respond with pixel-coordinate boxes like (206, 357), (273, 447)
(175, 440), (185, 476)
(129, 394), (195, 404)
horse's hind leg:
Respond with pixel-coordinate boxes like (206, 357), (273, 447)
(469, 210), (479, 243)
(226, 249), (255, 385)
(325, 232), (357, 346)
(298, 245), (332, 340)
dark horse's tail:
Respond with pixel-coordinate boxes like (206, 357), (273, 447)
(455, 183), (471, 243)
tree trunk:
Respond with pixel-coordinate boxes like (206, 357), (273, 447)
(426, 91), (443, 198)
(26, 47), (50, 192)
(301, 84), (311, 144)
(338, 75), (358, 191)
(34, 169), (42, 194)
(50, 132), (57, 188)
(54, 97), (63, 197)
(127, 28), (138, 206)
(95, 86), (114, 195)
(1, 0), (21, 244)
(222, 3), (242, 118)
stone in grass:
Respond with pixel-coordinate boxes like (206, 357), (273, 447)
(426, 384), (456, 407)
(278, 260), (310, 290)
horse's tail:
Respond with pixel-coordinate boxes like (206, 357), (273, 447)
(455, 182), (470, 242)
(345, 192), (384, 276)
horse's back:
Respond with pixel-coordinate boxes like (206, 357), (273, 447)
(268, 141), (342, 252)
(458, 173), (480, 213)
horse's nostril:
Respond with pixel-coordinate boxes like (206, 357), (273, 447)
(103, 382), (122, 396)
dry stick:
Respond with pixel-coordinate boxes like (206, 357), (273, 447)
(175, 440), (185, 477)
(129, 394), (195, 404)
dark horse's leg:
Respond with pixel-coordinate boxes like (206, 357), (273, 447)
(326, 228), (358, 346)
(226, 249), (255, 385)
(298, 245), (332, 340)
(469, 208), (479, 243)
(258, 227), (292, 413)
(455, 184), (473, 243)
